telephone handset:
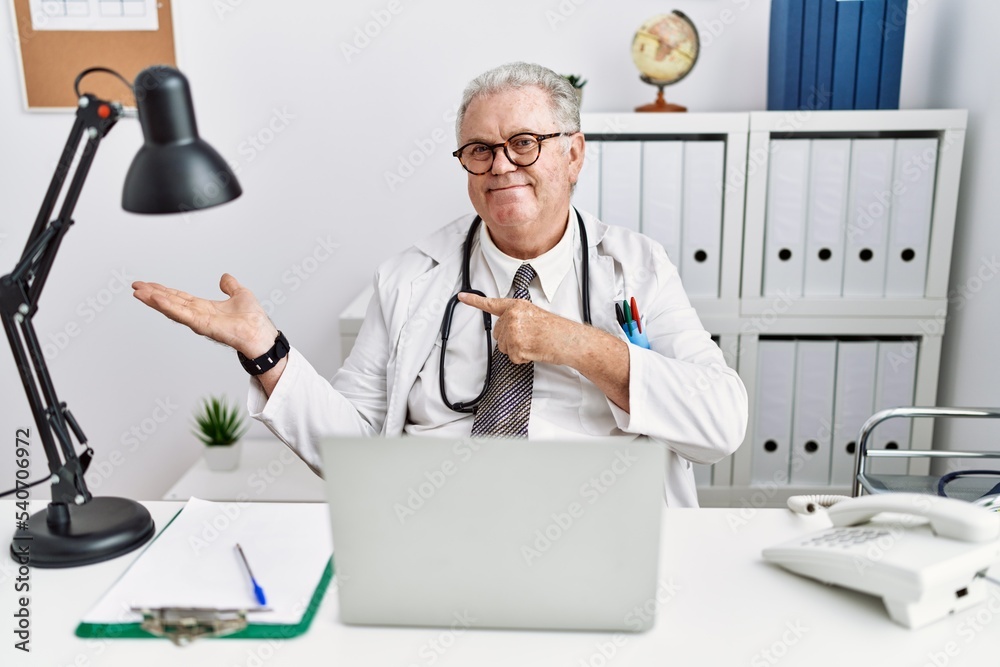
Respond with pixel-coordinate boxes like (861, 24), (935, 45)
(763, 493), (1000, 629)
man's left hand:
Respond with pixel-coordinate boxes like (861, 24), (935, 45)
(457, 292), (573, 365)
(458, 291), (631, 412)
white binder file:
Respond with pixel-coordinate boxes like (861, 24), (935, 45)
(573, 140), (601, 217)
(763, 140), (810, 296)
(830, 341), (879, 486)
(885, 138), (938, 297)
(870, 341), (918, 476)
(752, 340), (797, 485)
(640, 141), (684, 262)
(790, 340), (838, 486)
(681, 141), (725, 298)
(804, 140), (852, 296)
(843, 139), (895, 297)
(599, 141), (642, 232)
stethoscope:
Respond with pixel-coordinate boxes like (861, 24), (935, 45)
(438, 208), (592, 413)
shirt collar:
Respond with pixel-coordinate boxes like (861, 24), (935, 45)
(478, 210), (575, 303)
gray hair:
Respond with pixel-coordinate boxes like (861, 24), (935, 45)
(455, 62), (581, 144)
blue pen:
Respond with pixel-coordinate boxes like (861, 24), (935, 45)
(235, 543), (267, 606)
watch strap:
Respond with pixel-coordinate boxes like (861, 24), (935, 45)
(237, 331), (290, 376)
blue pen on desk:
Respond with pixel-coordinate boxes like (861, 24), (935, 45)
(235, 543), (267, 606)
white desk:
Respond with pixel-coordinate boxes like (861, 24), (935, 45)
(163, 439), (325, 502)
(3, 501), (999, 666)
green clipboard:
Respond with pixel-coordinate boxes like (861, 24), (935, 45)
(74, 504), (336, 643)
(75, 560), (334, 642)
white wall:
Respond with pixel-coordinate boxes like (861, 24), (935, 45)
(0, 0), (995, 499)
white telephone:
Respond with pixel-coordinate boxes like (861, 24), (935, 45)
(763, 493), (1000, 629)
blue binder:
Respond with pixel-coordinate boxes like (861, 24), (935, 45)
(815, 0), (838, 110)
(768, 0), (805, 110)
(831, 0), (863, 110)
(854, 0), (886, 109)
(799, 0), (822, 109)
(878, 0), (908, 108)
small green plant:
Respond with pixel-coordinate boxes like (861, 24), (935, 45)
(193, 396), (249, 446)
(563, 74), (587, 89)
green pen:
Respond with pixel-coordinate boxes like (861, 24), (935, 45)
(623, 299), (633, 327)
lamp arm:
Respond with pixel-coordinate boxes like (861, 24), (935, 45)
(0, 94), (121, 507)
(18, 113), (86, 263)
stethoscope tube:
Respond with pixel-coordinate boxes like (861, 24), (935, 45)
(438, 209), (591, 413)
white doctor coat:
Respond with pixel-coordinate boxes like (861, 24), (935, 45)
(248, 210), (748, 506)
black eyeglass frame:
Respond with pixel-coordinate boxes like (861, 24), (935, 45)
(452, 132), (572, 174)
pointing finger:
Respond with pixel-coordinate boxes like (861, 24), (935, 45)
(457, 292), (510, 316)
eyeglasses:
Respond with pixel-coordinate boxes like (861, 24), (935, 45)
(452, 132), (570, 175)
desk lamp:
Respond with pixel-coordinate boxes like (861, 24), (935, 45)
(2, 66), (241, 567)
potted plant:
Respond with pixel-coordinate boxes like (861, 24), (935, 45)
(563, 74), (587, 105)
(193, 395), (249, 471)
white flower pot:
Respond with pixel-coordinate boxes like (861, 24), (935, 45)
(203, 441), (242, 471)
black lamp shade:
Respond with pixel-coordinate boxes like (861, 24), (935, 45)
(122, 66), (241, 214)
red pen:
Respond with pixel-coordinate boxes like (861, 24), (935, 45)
(630, 296), (641, 333)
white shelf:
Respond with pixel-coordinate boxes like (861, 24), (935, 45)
(749, 109), (968, 133)
(582, 112), (749, 135)
(740, 297), (949, 319)
(698, 485), (853, 509)
(163, 438), (325, 502)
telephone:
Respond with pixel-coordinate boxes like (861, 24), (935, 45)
(763, 493), (1000, 629)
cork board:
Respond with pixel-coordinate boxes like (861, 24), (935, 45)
(10, 0), (176, 110)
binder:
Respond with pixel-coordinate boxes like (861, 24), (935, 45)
(843, 139), (895, 297)
(854, 0), (886, 109)
(885, 138), (938, 297)
(878, 0), (908, 109)
(600, 141), (642, 232)
(573, 139), (601, 216)
(681, 141), (725, 298)
(799, 0), (822, 109)
(870, 341), (918, 476)
(752, 340), (797, 485)
(804, 139), (852, 296)
(790, 340), (838, 486)
(76, 498), (334, 642)
(763, 140), (811, 296)
(767, 0), (804, 110)
(640, 140), (684, 262)
(814, 0), (838, 110)
(830, 341), (879, 486)
(831, 0), (862, 110)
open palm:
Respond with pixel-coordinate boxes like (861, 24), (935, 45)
(132, 273), (277, 357)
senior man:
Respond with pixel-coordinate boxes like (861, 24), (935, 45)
(132, 62), (747, 506)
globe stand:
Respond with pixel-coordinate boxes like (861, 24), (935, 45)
(635, 77), (687, 113)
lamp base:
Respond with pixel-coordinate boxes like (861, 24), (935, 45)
(10, 496), (155, 568)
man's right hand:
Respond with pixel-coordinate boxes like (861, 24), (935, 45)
(132, 273), (278, 359)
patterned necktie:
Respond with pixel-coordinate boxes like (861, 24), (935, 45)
(471, 263), (537, 438)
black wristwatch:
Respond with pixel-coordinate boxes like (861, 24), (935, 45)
(237, 331), (290, 376)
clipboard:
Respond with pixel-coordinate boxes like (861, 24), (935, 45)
(74, 498), (335, 645)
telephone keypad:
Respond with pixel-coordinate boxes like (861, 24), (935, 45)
(803, 528), (892, 548)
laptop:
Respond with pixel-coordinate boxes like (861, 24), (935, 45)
(319, 436), (665, 631)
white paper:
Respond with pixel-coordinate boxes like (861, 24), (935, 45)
(30, 0), (159, 31)
(82, 498), (333, 626)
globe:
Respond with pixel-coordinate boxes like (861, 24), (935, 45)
(631, 11), (700, 112)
